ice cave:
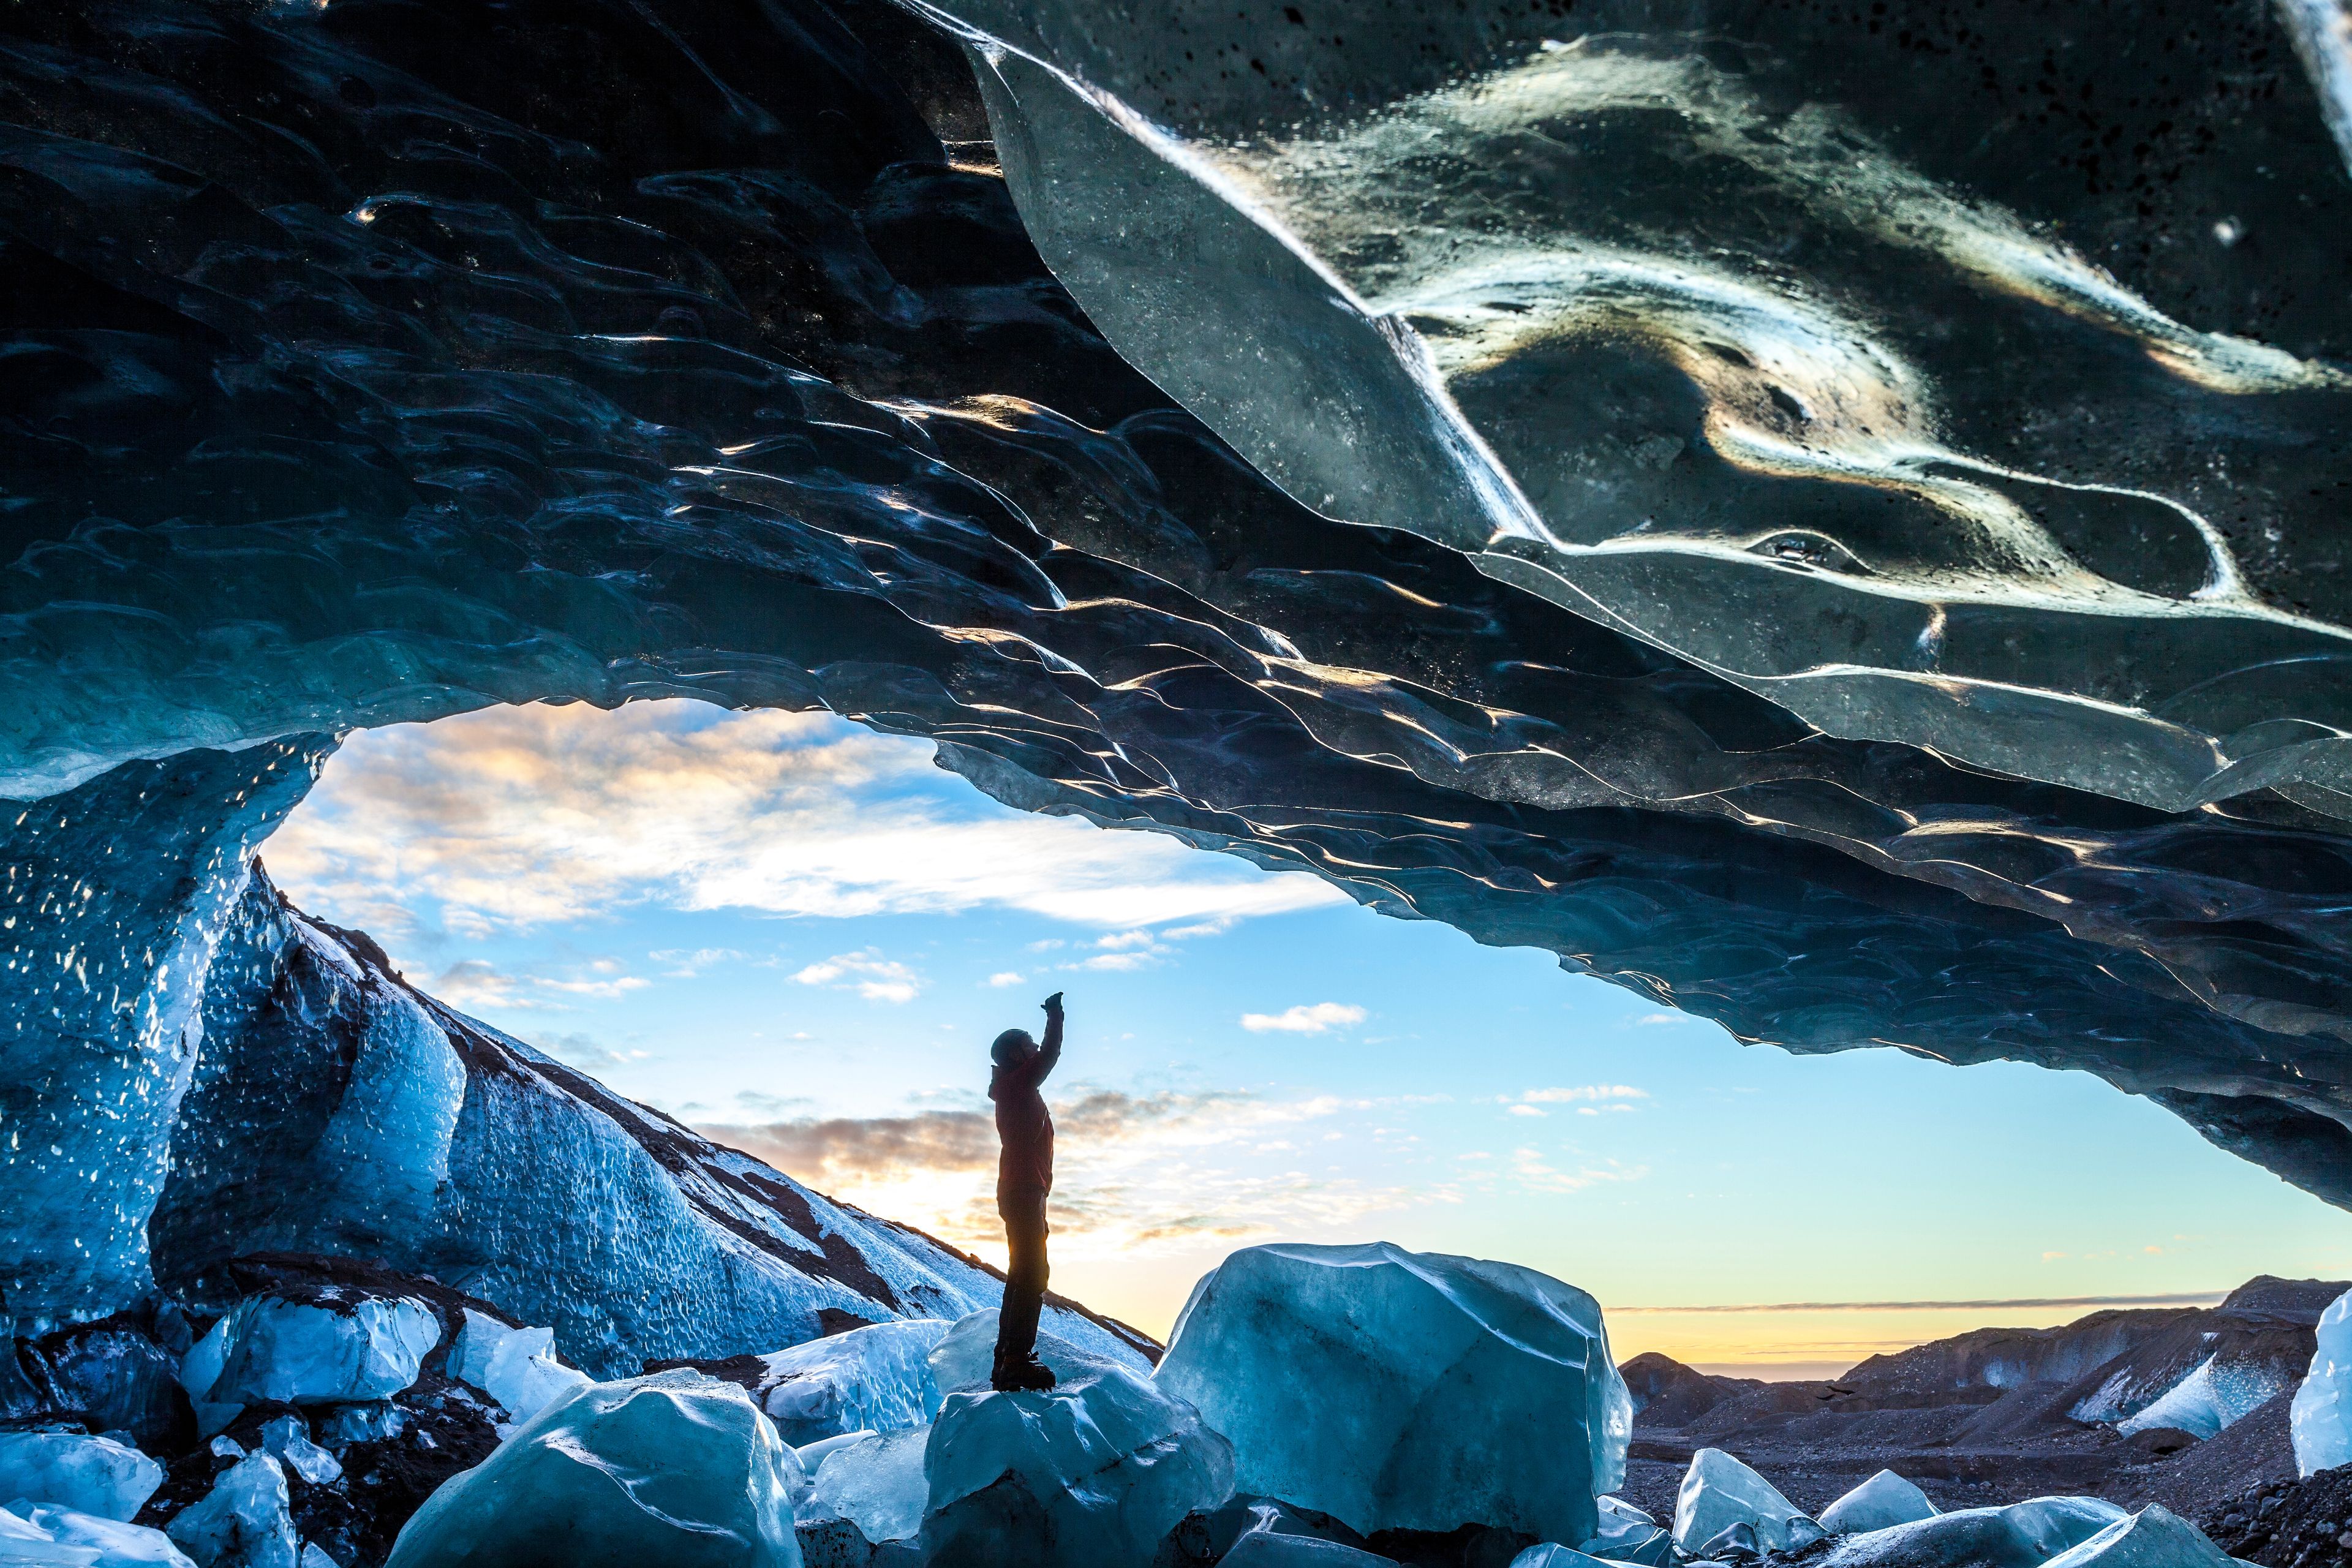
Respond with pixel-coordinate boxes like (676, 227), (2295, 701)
(5, 0), (2352, 1564)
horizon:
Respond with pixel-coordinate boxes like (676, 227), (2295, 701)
(265, 697), (2352, 1379)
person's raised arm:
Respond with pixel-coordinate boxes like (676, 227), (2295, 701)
(1036, 992), (1064, 1083)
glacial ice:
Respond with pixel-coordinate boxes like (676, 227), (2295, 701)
(4, 1504), (195, 1568)
(923, 1313), (1233, 1567)
(164, 1454), (299, 1568)
(1222, 1534), (1398, 1568)
(1580, 1496), (1673, 1566)
(0, 1436), (164, 1524)
(1819, 1471), (1940, 1535)
(189, 1298), (440, 1409)
(2111, 1356), (2286, 1441)
(383, 1371), (799, 1567)
(254, 1422), (339, 1489)
(2038, 1506), (2233, 1568)
(1156, 1243), (1627, 1544)
(1820, 1496), (2129, 1568)
(0, 0), (2349, 1243)
(312, 1408), (404, 1450)
(2292, 1286), (2352, 1476)
(1510, 1548), (1621, 1568)
(758, 1319), (949, 1445)
(476, 1329), (592, 1430)
(1672, 1449), (1823, 1557)
(798, 1428), (928, 1545)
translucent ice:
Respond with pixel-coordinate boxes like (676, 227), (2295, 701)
(1672, 1450), (1822, 1557)
(2292, 1286), (2352, 1477)
(2039, 1506), (2233, 1568)
(0, 1503), (97, 1567)
(1510, 1548), (1621, 1568)
(1819, 1471), (1939, 1535)
(1156, 1243), (1628, 1544)
(924, 1314), (1233, 1567)
(191, 1298), (440, 1408)
(7, 1504), (196, 1567)
(1821, 1495), (2129, 1568)
(1224, 1534), (1398, 1567)
(477, 1329), (592, 1428)
(254, 1422), (339, 1488)
(164, 1454), (299, 1568)
(0, 1435), (164, 1523)
(1580, 1496), (1673, 1566)
(383, 1371), (799, 1567)
(758, 1319), (949, 1445)
(312, 1408), (404, 1449)
(797, 1428), (927, 1545)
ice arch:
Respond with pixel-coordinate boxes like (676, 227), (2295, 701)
(2, 0), (2351, 1327)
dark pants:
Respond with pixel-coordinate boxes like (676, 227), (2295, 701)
(995, 1188), (1050, 1363)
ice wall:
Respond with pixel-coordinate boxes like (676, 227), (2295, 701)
(1, 0), (2350, 1218)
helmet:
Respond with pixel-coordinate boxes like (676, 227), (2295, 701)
(991, 1028), (1037, 1066)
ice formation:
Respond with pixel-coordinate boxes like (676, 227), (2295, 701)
(1818, 1471), (1940, 1535)
(1223, 1534), (1398, 1568)
(1509, 1549), (1619, 1568)
(254, 1421), (339, 1490)
(188, 1299), (439, 1410)
(383, 1371), (798, 1567)
(1672, 1449), (1822, 1558)
(923, 1318), (1233, 1567)
(0, 1435), (164, 1524)
(756, 1319), (948, 1445)
(2038, 1506), (2233, 1568)
(0, 0), (2350, 1256)
(2293, 1286), (2352, 1476)
(1820, 1495), (2129, 1567)
(4, 1503), (196, 1567)
(797, 1428), (928, 1547)
(164, 1453), (300, 1568)
(1580, 1496), (1672, 1566)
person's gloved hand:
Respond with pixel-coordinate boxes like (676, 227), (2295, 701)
(1041, 990), (1065, 1016)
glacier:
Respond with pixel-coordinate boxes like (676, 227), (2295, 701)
(2291, 1285), (2352, 1476)
(0, 0), (2347, 1240)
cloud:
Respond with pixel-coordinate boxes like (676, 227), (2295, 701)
(266, 701), (1344, 950)
(1634, 1012), (1698, 1026)
(431, 958), (647, 1011)
(1507, 1148), (1646, 1195)
(1611, 1291), (2233, 1314)
(1240, 1002), (1367, 1035)
(697, 1087), (1430, 1258)
(1519, 1085), (1649, 1104)
(986, 971), (1025, 988)
(791, 949), (921, 1003)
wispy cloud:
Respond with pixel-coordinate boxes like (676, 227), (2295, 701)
(1241, 1001), (1367, 1035)
(432, 957), (648, 1011)
(1611, 1292), (2233, 1314)
(267, 701), (1344, 951)
(791, 948), (921, 1004)
(986, 971), (1025, 988)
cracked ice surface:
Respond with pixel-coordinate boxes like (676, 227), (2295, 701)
(3, 0), (2352, 1231)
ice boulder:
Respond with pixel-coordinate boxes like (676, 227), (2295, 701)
(443, 1313), (590, 1428)
(254, 1420), (339, 1488)
(1510, 1548), (1620, 1568)
(1155, 1242), (1629, 1544)
(0, 1434), (165, 1523)
(2040, 1506), (2232, 1568)
(1820, 1495), (2128, 1568)
(383, 1370), (801, 1567)
(164, 1453), (300, 1568)
(758, 1320), (949, 1446)
(921, 1312), (1234, 1567)
(1224, 1534), (1398, 1567)
(1819, 1471), (1939, 1535)
(1672, 1449), (1822, 1558)
(796, 1428), (927, 1545)
(2292, 1285), (2352, 1477)
(189, 1298), (440, 1409)
(6, 1503), (196, 1567)
(1579, 1496), (1673, 1566)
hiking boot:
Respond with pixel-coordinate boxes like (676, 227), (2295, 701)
(991, 1351), (1057, 1392)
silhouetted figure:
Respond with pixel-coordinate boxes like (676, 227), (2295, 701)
(989, 990), (1063, 1392)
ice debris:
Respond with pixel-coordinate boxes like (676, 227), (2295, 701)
(1580, 1495), (1673, 1566)
(1818, 1471), (1939, 1534)
(759, 1319), (948, 1445)
(1510, 1548), (1619, 1568)
(1673, 1449), (1823, 1558)
(2, 1502), (195, 1567)
(164, 1453), (300, 1568)
(921, 1311), (1233, 1567)
(2039, 1506), (2233, 1568)
(2292, 1285), (2352, 1477)
(383, 1370), (799, 1567)
(1820, 1495), (2128, 1567)
(1156, 1242), (1627, 1544)
(254, 1421), (339, 1488)
(444, 1313), (590, 1428)
(798, 1428), (927, 1545)
(186, 1298), (439, 1410)
(296, 1550), (337, 1568)
(311, 1407), (403, 1449)
(0, 1434), (164, 1523)
(1224, 1532), (1398, 1567)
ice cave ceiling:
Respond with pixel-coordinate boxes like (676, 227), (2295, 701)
(3, 0), (2352, 1262)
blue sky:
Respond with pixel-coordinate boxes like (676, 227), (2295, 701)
(265, 699), (2352, 1376)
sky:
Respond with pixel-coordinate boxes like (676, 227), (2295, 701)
(263, 698), (2352, 1378)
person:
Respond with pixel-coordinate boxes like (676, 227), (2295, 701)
(988, 989), (1063, 1392)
